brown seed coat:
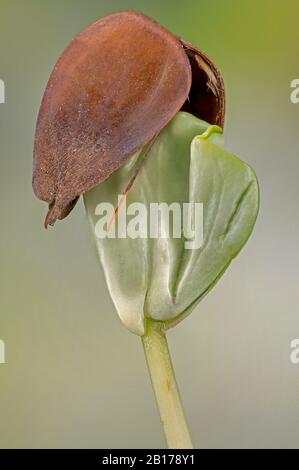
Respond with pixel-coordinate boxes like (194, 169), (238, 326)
(32, 11), (225, 227)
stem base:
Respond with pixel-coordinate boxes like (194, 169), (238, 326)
(142, 320), (193, 449)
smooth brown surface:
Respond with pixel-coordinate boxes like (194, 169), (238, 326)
(33, 11), (192, 226)
(33, 11), (226, 227)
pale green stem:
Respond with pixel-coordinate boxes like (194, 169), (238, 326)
(142, 320), (194, 449)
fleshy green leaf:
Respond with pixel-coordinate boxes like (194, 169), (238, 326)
(84, 112), (259, 335)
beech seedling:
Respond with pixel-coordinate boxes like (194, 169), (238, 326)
(33, 11), (259, 449)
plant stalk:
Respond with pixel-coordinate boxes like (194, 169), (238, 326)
(142, 320), (194, 449)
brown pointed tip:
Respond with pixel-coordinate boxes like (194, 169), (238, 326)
(44, 207), (54, 229)
(44, 197), (79, 228)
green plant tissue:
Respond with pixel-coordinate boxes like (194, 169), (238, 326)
(84, 112), (259, 335)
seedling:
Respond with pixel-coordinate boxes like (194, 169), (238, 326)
(33, 12), (259, 448)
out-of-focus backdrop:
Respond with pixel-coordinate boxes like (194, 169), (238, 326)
(0, 0), (299, 448)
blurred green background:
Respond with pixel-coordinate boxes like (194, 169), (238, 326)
(0, 0), (299, 448)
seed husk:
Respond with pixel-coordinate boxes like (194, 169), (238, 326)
(32, 11), (225, 227)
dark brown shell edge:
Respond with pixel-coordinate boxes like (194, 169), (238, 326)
(180, 39), (226, 129)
